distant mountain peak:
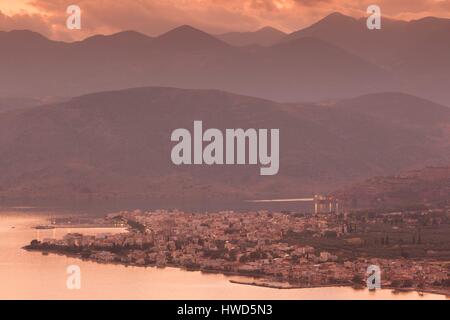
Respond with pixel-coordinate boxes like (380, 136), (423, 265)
(155, 25), (228, 50)
(409, 15), (450, 28)
(159, 25), (213, 38)
(110, 30), (151, 38)
(0, 29), (57, 49)
(82, 30), (152, 42)
(413, 16), (447, 23)
(0, 29), (49, 41)
(279, 12), (360, 45)
(255, 26), (286, 34)
(216, 26), (286, 47)
(315, 12), (357, 26)
(325, 12), (351, 18)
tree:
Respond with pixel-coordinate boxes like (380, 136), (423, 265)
(352, 274), (363, 284)
(401, 249), (409, 259)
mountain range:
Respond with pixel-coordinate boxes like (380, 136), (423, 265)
(284, 12), (450, 106)
(1, 12), (450, 205)
(216, 26), (287, 47)
(0, 87), (448, 203)
(1, 12), (450, 105)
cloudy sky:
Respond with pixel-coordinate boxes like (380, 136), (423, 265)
(1, 0), (450, 40)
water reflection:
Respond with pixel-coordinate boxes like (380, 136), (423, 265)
(0, 211), (447, 300)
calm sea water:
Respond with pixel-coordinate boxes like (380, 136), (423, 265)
(0, 210), (446, 300)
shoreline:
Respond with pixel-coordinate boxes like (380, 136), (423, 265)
(229, 279), (354, 290)
(23, 246), (449, 298)
(229, 280), (450, 299)
(228, 279), (450, 297)
(34, 224), (124, 229)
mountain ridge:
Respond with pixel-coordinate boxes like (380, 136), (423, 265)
(0, 24), (390, 102)
(0, 87), (448, 203)
(2, 12), (450, 104)
(217, 26), (286, 47)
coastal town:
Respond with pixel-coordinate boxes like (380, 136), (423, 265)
(25, 207), (450, 296)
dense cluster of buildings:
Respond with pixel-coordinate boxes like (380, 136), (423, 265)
(27, 209), (449, 294)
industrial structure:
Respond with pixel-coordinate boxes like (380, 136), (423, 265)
(247, 195), (341, 214)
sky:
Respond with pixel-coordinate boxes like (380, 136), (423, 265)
(1, 0), (450, 41)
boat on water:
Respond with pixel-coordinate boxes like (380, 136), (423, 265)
(35, 225), (56, 230)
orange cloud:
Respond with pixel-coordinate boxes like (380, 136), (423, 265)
(0, 9), (51, 35)
(0, 0), (449, 41)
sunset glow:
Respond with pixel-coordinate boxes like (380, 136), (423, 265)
(1, 0), (450, 40)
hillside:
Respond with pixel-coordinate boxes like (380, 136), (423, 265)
(282, 12), (450, 105)
(217, 26), (287, 47)
(0, 26), (391, 102)
(333, 166), (450, 209)
(0, 87), (448, 204)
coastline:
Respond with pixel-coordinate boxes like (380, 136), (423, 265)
(34, 224), (124, 229)
(23, 246), (450, 298)
(228, 279), (450, 298)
